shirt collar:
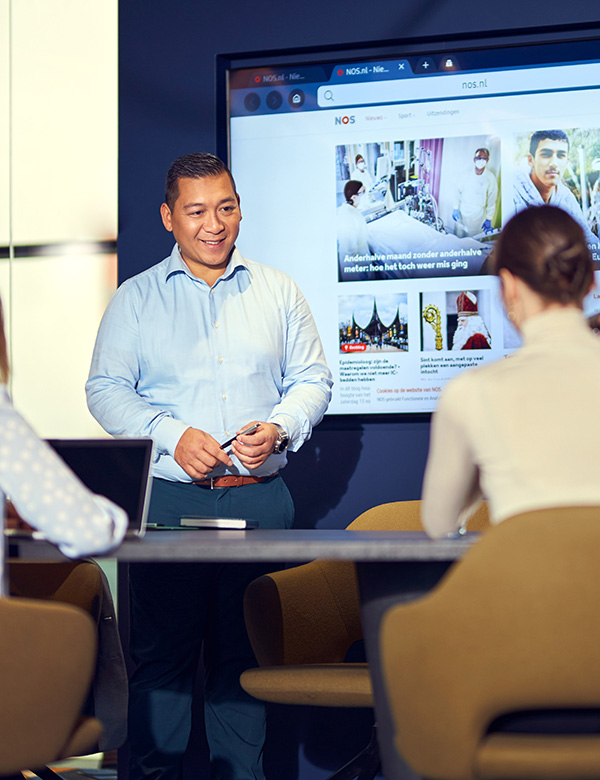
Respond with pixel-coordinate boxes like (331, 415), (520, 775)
(164, 245), (250, 285)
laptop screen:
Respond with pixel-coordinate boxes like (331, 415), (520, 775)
(46, 438), (154, 537)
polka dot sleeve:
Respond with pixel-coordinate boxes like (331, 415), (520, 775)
(0, 387), (127, 557)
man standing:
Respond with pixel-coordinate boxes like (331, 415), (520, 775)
(513, 129), (597, 247)
(452, 147), (498, 238)
(86, 153), (332, 780)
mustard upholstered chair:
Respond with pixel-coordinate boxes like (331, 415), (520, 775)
(8, 560), (104, 615)
(0, 596), (103, 777)
(379, 506), (600, 780)
(240, 500), (489, 780)
(8, 559), (128, 752)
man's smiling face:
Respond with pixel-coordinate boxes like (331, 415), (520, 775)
(160, 172), (242, 283)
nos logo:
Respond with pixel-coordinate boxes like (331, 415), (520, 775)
(335, 115), (355, 125)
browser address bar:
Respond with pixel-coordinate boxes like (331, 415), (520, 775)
(317, 62), (600, 108)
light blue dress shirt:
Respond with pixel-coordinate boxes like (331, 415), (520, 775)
(86, 246), (333, 482)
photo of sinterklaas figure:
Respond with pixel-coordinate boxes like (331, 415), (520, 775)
(421, 289), (492, 351)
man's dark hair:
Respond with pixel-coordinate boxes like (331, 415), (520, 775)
(474, 148), (489, 160)
(529, 130), (569, 156)
(164, 152), (237, 210)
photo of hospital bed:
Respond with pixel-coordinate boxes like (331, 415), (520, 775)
(366, 209), (492, 278)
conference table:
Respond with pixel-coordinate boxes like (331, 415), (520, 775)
(7, 528), (480, 780)
(7, 526), (477, 563)
(6, 528), (477, 657)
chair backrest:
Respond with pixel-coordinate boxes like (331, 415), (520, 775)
(0, 596), (98, 774)
(8, 559), (128, 753)
(350, 499), (490, 532)
(380, 506), (600, 780)
(244, 500), (490, 667)
(9, 561), (103, 616)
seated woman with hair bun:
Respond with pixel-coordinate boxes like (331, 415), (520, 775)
(422, 205), (600, 538)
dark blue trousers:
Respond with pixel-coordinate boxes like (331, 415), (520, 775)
(128, 476), (294, 780)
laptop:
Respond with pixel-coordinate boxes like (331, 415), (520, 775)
(5, 438), (154, 540)
(48, 438), (154, 537)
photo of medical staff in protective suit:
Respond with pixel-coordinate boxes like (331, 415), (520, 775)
(451, 147), (499, 238)
(420, 289), (492, 351)
(512, 128), (600, 264)
(339, 293), (408, 353)
(335, 136), (501, 282)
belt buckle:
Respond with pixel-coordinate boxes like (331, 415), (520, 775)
(210, 476), (216, 490)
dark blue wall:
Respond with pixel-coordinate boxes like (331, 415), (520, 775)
(118, 2), (599, 777)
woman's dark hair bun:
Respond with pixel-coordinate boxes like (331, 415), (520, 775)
(495, 206), (594, 306)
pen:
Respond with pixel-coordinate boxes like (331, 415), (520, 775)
(220, 423), (261, 449)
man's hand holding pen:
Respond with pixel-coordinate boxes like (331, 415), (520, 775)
(174, 421), (281, 478)
(229, 422), (280, 470)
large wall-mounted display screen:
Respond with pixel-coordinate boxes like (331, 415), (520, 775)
(218, 26), (600, 415)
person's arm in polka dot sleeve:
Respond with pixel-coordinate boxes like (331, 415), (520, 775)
(0, 388), (127, 556)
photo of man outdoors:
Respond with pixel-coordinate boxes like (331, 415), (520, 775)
(513, 129), (599, 252)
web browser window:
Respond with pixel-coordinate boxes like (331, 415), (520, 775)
(220, 30), (600, 415)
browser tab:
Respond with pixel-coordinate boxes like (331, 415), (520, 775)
(229, 65), (328, 89)
(329, 60), (412, 82)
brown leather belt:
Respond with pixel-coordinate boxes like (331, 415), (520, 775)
(193, 473), (278, 489)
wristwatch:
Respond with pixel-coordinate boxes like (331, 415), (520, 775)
(272, 423), (289, 454)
